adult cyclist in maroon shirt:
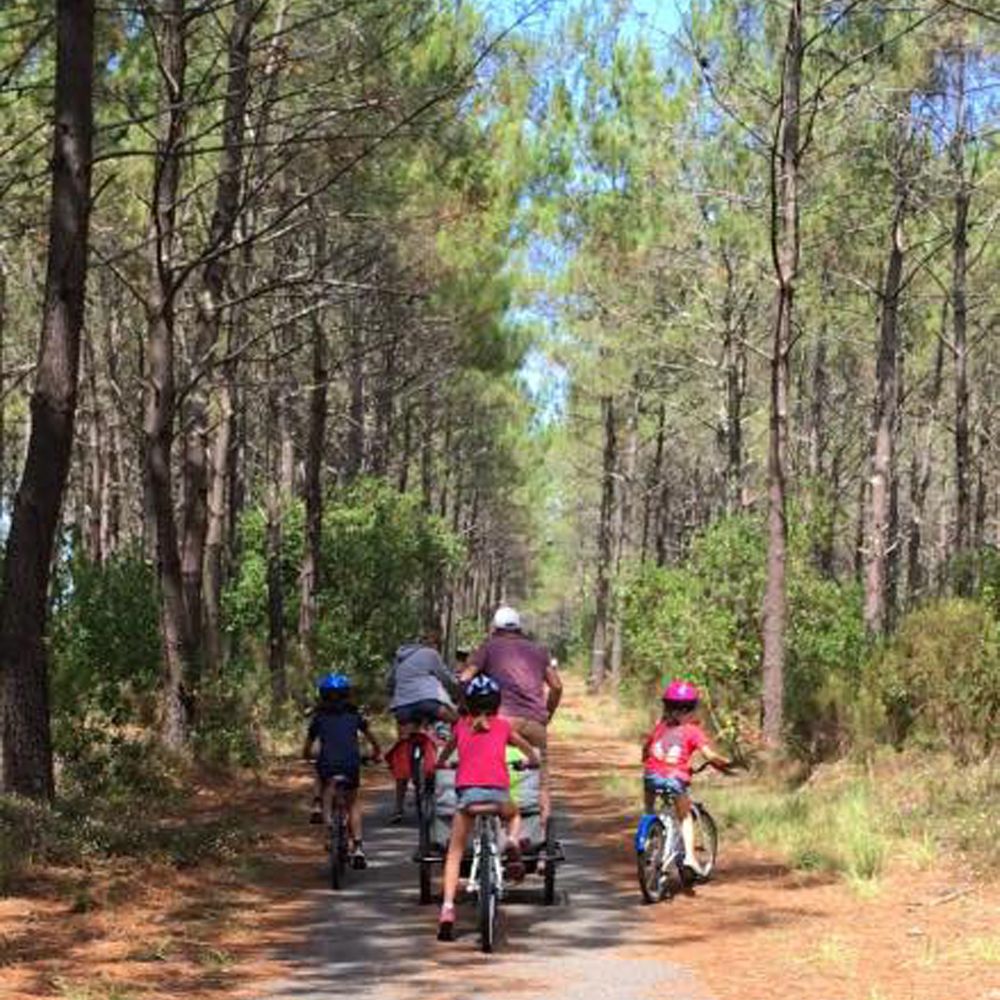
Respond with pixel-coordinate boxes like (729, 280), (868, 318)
(462, 605), (563, 825)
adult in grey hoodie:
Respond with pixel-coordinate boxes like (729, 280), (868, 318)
(386, 630), (458, 821)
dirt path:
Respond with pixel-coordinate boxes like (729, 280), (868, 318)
(2, 678), (996, 1000)
(253, 679), (998, 1000)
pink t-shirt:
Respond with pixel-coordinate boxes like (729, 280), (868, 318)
(455, 716), (512, 789)
(643, 720), (708, 782)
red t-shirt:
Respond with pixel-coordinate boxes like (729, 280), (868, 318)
(643, 720), (708, 782)
(470, 634), (550, 724)
(455, 715), (512, 789)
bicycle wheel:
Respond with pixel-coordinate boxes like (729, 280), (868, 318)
(542, 817), (557, 906)
(412, 742), (427, 848)
(478, 830), (497, 953)
(419, 859), (433, 905)
(636, 818), (669, 903)
(691, 804), (718, 881)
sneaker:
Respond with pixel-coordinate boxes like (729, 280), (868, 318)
(309, 798), (322, 825)
(437, 903), (456, 941)
(389, 810), (404, 826)
(505, 845), (526, 882)
(682, 855), (706, 879)
(351, 845), (367, 870)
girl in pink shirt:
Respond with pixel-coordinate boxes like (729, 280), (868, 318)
(435, 675), (539, 941)
(642, 679), (731, 876)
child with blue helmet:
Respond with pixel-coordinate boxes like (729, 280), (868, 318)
(303, 673), (382, 868)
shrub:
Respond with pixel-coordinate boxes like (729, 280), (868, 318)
(224, 478), (464, 705)
(49, 549), (161, 726)
(874, 598), (1000, 761)
(619, 516), (867, 755)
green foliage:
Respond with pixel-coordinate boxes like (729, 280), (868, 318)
(225, 478), (463, 703)
(711, 776), (889, 881)
(50, 550), (161, 727)
(619, 516), (867, 754)
(874, 599), (1000, 761)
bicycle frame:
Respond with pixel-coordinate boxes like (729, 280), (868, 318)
(467, 814), (504, 900)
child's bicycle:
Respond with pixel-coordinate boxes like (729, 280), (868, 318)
(467, 805), (506, 953)
(324, 755), (377, 891)
(464, 760), (541, 954)
(634, 761), (722, 903)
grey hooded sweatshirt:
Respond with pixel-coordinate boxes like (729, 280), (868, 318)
(387, 643), (457, 710)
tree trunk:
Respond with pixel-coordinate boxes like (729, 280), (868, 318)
(181, 0), (254, 671)
(721, 254), (746, 513)
(641, 402), (665, 562)
(864, 163), (908, 635)
(908, 323), (945, 605)
(609, 391), (639, 686)
(0, 0), (94, 798)
(299, 239), (328, 650)
(266, 357), (287, 704)
(761, 0), (802, 748)
(589, 395), (616, 691)
(202, 366), (233, 677)
(346, 308), (365, 481)
(143, 0), (194, 748)
(951, 40), (972, 589)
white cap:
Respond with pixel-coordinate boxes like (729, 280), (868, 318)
(492, 605), (521, 631)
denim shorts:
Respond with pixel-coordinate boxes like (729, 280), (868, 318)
(644, 774), (689, 798)
(456, 786), (511, 811)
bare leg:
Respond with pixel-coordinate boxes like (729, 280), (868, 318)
(502, 801), (522, 845)
(346, 789), (362, 844)
(676, 796), (698, 868)
(320, 779), (335, 827)
(441, 811), (472, 909)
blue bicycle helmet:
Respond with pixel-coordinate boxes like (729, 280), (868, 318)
(465, 675), (501, 714)
(317, 672), (350, 694)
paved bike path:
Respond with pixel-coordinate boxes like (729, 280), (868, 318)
(257, 746), (712, 1000)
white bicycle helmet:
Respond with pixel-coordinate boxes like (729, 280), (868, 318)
(492, 605), (521, 631)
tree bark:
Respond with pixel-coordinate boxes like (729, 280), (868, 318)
(951, 38), (972, 588)
(908, 322), (945, 605)
(761, 0), (802, 748)
(299, 234), (329, 650)
(864, 152), (908, 635)
(609, 391), (639, 686)
(143, 0), (195, 748)
(589, 395), (616, 691)
(181, 0), (254, 670)
(0, 0), (95, 798)
(642, 402), (665, 563)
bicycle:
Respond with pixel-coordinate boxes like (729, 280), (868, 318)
(406, 726), (440, 904)
(323, 754), (376, 891)
(467, 805), (505, 952)
(326, 773), (354, 890)
(464, 760), (541, 953)
(635, 762), (721, 903)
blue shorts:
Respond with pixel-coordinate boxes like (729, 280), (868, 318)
(318, 763), (360, 790)
(644, 775), (689, 798)
(393, 699), (447, 726)
(456, 786), (511, 812)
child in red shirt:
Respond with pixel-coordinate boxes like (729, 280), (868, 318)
(435, 675), (539, 941)
(642, 679), (730, 876)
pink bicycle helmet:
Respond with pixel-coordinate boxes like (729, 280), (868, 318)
(662, 679), (700, 705)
